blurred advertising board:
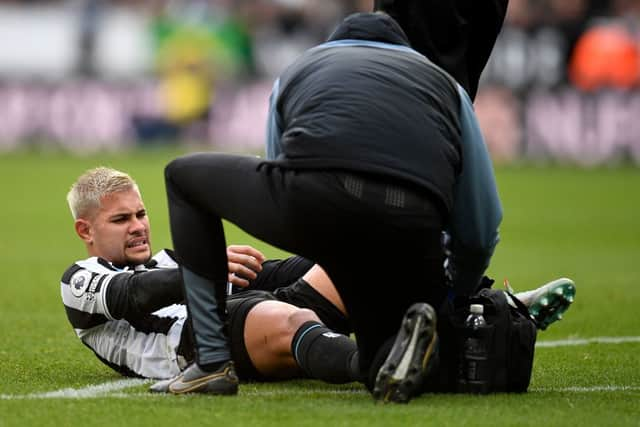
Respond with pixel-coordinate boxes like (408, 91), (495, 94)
(1, 80), (639, 166)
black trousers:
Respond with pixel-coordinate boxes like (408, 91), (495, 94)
(165, 152), (449, 379)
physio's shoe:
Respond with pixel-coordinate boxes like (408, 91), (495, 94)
(514, 278), (576, 330)
(150, 361), (238, 395)
(372, 302), (438, 404)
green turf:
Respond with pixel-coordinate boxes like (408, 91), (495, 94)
(0, 150), (638, 426)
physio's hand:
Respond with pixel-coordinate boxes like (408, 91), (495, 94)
(227, 245), (266, 288)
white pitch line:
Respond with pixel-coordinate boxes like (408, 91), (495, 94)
(109, 389), (370, 399)
(536, 336), (640, 348)
(2, 336), (639, 400)
(532, 385), (640, 393)
(0, 378), (149, 400)
(240, 388), (367, 397)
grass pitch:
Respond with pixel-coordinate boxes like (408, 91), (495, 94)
(0, 149), (638, 426)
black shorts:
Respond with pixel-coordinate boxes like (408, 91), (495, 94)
(273, 278), (351, 335)
(225, 290), (278, 382)
(179, 281), (350, 382)
(226, 280), (351, 381)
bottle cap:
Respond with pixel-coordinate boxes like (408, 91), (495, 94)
(470, 304), (484, 314)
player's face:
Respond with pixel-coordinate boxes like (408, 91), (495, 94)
(87, 189), (152, 266)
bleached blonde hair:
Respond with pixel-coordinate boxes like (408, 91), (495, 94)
(67, 167), (140, 219)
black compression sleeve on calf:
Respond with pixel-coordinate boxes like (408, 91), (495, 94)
(291, 321), (361, 384)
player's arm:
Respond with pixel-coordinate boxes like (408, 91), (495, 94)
(112, 245), (269, 316)
(445, 84), (503, 295)
(61, 261), (182, 326)
(106, 268), (184, 321)
(226, 244), (315, 292)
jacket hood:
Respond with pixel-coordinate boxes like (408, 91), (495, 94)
(327, 12), (411, 47)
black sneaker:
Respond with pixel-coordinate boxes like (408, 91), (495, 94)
(150, 361), (239, 395)
(373, 303), (438, 403)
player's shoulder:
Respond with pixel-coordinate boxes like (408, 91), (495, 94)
(61, 256), (121, 285)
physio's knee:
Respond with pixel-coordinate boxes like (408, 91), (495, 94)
(165, 155), (188, 183)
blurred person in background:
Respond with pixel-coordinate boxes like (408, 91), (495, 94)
(75, 0), (104, 77)
(133, 0), (254, 143)
(248, 0), (351, 79)
(568, 0), (640, 91)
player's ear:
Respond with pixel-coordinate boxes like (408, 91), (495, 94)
(75, 219), (93, 244)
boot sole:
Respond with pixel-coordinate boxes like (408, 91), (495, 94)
(372, 303), (437, 403)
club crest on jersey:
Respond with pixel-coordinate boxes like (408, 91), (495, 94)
(70, 270), (92, 297)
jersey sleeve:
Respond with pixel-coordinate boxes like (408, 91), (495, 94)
(445, 84), (503, 295)
(61, 258), (121, 324)
(61, 256), (183, 326)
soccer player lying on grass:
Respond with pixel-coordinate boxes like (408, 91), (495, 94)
(61, 167), (363, 386)
(61, 166), (575, 393)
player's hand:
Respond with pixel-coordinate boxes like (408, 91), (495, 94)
(227, 245), (266, 288)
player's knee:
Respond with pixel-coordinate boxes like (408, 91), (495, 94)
(257, 307), (316, 357)
(245, 303), (320, 358)
(287, 307), (321, 331)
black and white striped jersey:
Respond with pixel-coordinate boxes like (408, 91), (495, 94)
(60, 250), (188, 379)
